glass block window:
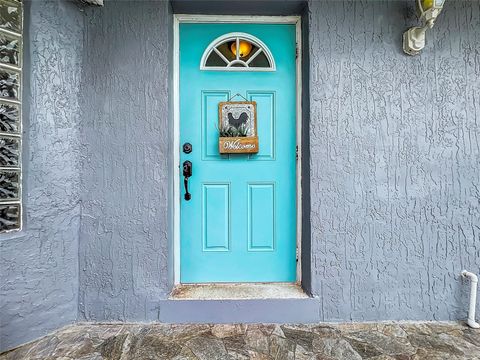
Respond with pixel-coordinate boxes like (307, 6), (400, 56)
(0, 0), (21, 233)
(200, 32), (276, 71)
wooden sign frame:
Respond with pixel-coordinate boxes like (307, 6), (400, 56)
(218, 101), (259, 154)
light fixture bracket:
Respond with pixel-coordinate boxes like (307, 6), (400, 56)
(403, 26), (428, 56)
(403, 0), (446, 56)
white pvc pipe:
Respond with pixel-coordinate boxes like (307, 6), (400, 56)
(462, 270), (480, 329)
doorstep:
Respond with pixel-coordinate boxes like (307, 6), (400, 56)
(169, 283), (309, 300)
(161, 283), (319, 323)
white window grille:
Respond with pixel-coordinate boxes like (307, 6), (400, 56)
(200, 32), (276, 71)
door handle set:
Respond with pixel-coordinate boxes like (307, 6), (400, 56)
(182, 142), (193, 201)
(183, 160), (192, 201)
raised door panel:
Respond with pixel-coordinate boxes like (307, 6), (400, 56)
(202, 91), (229, 160)
(202, 183), (230, 251)
(247, 183), (275, 251)
(247, 91), (275, 161)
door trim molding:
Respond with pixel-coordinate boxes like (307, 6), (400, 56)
(173, 14), (303, 285)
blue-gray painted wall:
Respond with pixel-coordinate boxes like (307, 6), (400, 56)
(0, 0), (83, 351)
(79, 0), (172, 321)
(308, 0), (479, 322)
(1, 0), (479, 352)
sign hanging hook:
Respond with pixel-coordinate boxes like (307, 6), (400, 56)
(227, 93), (249, 102)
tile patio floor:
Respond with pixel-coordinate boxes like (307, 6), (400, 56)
(1, 322), (479, 359)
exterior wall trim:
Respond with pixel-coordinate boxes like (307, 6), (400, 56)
(173, 14), (303, 286)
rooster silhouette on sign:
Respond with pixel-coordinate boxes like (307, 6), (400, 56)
(227, 112), (249, 129)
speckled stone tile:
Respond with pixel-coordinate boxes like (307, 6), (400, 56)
(1, 322), (479, 360)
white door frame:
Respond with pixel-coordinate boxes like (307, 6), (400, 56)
(173, 14), (303, 285)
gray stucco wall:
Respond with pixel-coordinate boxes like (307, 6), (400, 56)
(76, 0), (479, 325)
(0, 0), (83, 351)
(308, 0), (480, 321)
(78, 0), (171, 321)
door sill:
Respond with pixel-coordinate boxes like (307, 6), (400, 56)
(169, 283), (309, 300)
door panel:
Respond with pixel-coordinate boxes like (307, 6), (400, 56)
(247, 91), (275, 160)
(180, 23), (297, 283)
(202, 91), (229, 160)
(248, 183), (275, 251)
(202, 183), (230, 251)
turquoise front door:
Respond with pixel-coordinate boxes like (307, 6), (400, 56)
(180, 22), (297, 283)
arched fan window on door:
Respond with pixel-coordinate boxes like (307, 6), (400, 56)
(200, 32), (276, 71)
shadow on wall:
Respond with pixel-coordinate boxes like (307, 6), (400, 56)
(171, 0), (308, 15)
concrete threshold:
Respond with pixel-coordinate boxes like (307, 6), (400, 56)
(169, 283), (309, 300)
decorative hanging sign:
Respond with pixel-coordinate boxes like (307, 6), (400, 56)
(218, 101), (259, 154)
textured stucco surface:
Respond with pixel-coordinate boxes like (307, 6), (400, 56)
(78, 0), (171, 321)
(308, 0), (480, 321)
(79, 0), (480, 324)
(0, 0), (83, 351)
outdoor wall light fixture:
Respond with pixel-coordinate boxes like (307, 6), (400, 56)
(403, 0), (446, 55)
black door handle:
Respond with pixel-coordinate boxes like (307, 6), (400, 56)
(183, 160), (192, 200)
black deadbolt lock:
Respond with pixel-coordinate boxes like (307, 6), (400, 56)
(183, 142), (192, 154)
